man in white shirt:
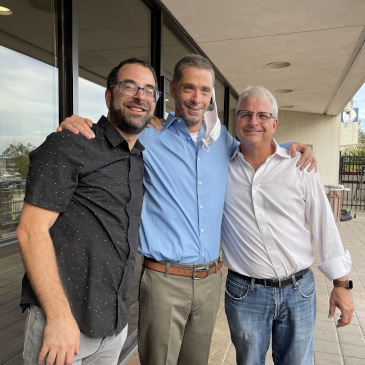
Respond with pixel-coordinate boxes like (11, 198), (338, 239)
(221, 86), (354, 365)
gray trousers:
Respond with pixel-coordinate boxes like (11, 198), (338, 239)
(23, 305), (127, 365)
(138, 261), (222, 365)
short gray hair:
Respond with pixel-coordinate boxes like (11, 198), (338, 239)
(236, 86), (278, 117)
(173, 54), (215, 87)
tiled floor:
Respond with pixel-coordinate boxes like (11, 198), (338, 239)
(1, 211), (364, 365)
(123, 210), (365, 365)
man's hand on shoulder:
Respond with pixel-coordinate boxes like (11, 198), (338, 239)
(57, 115), (95, 139)
(146, 116), (164, 130)
(289, 142), (317, 172)
(38, 313), (80, 365)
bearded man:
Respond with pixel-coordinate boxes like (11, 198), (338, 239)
(17, 58), (160, 365)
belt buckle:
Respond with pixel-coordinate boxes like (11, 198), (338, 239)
(193, 266), (210, 280)
(264, 279), (281, 288)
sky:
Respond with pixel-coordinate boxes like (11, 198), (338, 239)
(353, 83), (365, 130)
(0, 45), (107, 154)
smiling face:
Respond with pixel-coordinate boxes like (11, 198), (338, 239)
(106, 63), (156, 135)
(235, 97), (278, 149)
(170, 66), (213, 132)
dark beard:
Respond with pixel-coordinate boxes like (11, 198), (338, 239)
(109, 97), (153, 135)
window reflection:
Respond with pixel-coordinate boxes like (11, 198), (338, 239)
(0, 0), (58, 241)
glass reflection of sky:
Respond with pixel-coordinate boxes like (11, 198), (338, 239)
(353, 83), (365, 131)
(0, 45), (107, 154)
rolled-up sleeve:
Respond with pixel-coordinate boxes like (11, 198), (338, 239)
(304, 170), (352, 280)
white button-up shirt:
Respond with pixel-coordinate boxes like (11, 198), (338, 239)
(221, 140), (351, 280)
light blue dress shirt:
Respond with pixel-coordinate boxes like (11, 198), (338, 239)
(138, 113), (238, 264)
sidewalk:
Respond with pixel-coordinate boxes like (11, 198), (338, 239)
(123, 210), (365, 365)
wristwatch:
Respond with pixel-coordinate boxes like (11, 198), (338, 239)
(333, 279), (353, 289)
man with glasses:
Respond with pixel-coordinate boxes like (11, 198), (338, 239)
(222, 86), (353, 365)
(59, 55), (316, 365)
(17, 58), (160, 365)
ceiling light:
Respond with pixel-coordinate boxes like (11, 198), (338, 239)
(280, 105), (294, 109)
(275, 89), (293, 93)
(266, 62), (291, 69)
(0, 6), (12, 15)
(165, 98), (169, 102)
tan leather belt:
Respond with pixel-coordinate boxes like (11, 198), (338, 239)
(143, 257), (223, 279)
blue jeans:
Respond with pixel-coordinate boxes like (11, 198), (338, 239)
(225, 269), (316, 365)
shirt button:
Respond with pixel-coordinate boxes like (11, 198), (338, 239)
(200, 205), (203, 209)
(261, 226), (266, 231)
(201, 228), (204, 233)
(254, 186), (259, 190)
(256, 206), (260, 211)
(269, 247), (273, 251)
(199, 181), (202, 185)
(202, 252), (205, 257)
(277, 266), (281, 271)
(188, 137), (191, 140)
(197, 157), (200, 161)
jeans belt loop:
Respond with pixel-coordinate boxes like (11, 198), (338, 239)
(291, 273), (298, 288)
(164, 262), (170, 277)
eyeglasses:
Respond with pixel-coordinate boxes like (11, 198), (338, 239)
(236, 110), (276, 123)
(110, 81), (162, 102)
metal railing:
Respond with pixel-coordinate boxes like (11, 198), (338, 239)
(339, 152), (365, 210)
(0, 179), (25, 240)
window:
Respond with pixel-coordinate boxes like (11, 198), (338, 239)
(0, 1), (58, 241)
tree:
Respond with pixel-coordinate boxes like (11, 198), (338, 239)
(1, 142), (35, 160)
(346, 146), (365, 156)
(1, 142), (36, 178)
(18, 155), (31, 178)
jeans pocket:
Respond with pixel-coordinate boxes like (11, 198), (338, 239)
(297, 271), (316, 298)
(225, 277), (250, 300)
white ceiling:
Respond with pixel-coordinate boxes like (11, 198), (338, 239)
(160, 0), (365, 116)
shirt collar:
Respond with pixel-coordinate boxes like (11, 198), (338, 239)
(272, 138), (291, 159)
(97, 116), (145, 153)
(163, 111), (221, 144)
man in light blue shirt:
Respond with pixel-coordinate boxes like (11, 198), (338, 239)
(60, 54), (314, 365)
(135, 55), (312, 365)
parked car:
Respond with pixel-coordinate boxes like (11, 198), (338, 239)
(2, 171), (14, 178)
(2, 171), (21, 180)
